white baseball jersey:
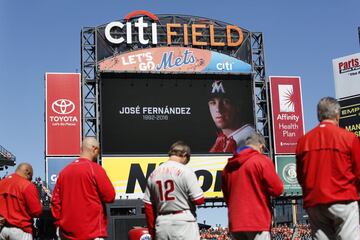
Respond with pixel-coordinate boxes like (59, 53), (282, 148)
(143, 160), (203, 217)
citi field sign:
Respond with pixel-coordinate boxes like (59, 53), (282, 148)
(97, 10), (252, 74)
(105, 10), (244, 47)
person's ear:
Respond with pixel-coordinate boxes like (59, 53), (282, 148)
(335, 113), (340, 125)
(258, 144), (265, 154)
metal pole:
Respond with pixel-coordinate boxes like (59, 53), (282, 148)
(292, 199), (298, 226)
(358, 26), (360, 47)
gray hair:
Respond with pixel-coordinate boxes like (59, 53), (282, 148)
(317, 97), (340, 121)
(245, 132), (266, 146)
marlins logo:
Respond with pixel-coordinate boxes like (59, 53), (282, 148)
(211, 81), (226, 94)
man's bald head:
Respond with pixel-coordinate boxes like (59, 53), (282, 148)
(80, 137), (100, 162)
(16, 163), (33, 181)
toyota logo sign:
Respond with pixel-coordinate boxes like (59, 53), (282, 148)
(52, 99), (75, 115)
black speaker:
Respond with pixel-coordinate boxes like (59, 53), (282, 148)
(107, 199), (147, 240)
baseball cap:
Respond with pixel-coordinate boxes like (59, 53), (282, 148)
(208, 80), (239, 101)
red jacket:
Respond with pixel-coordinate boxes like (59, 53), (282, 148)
(222, 147), (283, 232)
(0, 173), (42, 233)
(296, 121), (360, 208)
(51, 158), (115, 240)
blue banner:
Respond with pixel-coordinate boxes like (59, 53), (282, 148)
(46, 157), (75, 191)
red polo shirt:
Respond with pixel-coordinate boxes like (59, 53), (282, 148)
(0, 173), (42, 233)
(296, 121), (360, 208)
(51, 158), (115, 240)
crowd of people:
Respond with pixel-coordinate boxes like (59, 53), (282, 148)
(199, 224), (313, 240)
(292, 224), (313, 240)
(200, 227), (231, 240)
(33, 177), (52, 207)
(0, 97), (359, 239)
(271, 225), (294, 240)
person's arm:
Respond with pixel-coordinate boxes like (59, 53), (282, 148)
(192, 196), (205, 205)
(351, 137), (360, 189)
(144, 202), (156, 239)
(262, 158), (283, 197)
(143, 184), (156, 239)
(24, 183), (43, 218)
(186, 169), (205, 205)
(295, 140), (304, 186)
(221, 168), (229, 205)
(94, 165), (116, 203)
(51, 177), (62, 225)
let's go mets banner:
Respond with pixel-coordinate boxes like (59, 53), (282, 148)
(102, 155), (230, 199)
(45, 73), (81, 156)
(98, 47), (251, 74)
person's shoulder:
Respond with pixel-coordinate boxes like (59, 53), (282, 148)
(11, 173), (31, 185)
(182, 165), (195, 176)
(247, 153), (272, 167)
(334, 124), (357, 137)
(26, 181), (40, 191)
(57, 160), (75, 175)
(59, 158), (93, 176)
(318, 122), (357, 141)
(297, 123), (322, 144)
(86, 160), (105, 172)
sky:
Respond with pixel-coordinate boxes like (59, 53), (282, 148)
(1, 0), (359, 227)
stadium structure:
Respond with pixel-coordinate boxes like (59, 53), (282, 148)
(43, 10), (307, 239)
(0, 145), (15, 172)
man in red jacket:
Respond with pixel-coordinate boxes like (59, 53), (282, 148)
(296, 97), (360, 240)
(51, 137), (116, 240)
(222, 132), (283, 240)
(0, 163), (43, 240)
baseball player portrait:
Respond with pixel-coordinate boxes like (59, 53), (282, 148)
(208, 80), (255, 153)
(143, 141), (204, 240)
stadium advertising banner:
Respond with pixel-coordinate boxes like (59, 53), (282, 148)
(45, 73), (81, 156)
(100, 73), (254, 154)
(102, 155), (230, 199)
(332, 53), (360, 99)
(95, 10), (251, 65)
(98, 47), (251, 74)
(46, 157), (75, 191)
(339, 95), (360, 137)
(275, 156), (302, 196)
(269, 76), (305, 154)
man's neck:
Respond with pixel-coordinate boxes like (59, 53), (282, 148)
(222, 128), (236, 137)
(14, 172), (28, 180)
(168, 156), (184, 164)
(247, 144), (261, 153)
(321, 119), (338, 125)
(222, 123), (244, 137)
(79, 154), (94, 162)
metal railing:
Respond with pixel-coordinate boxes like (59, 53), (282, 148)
(0, 145), (16, 164)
